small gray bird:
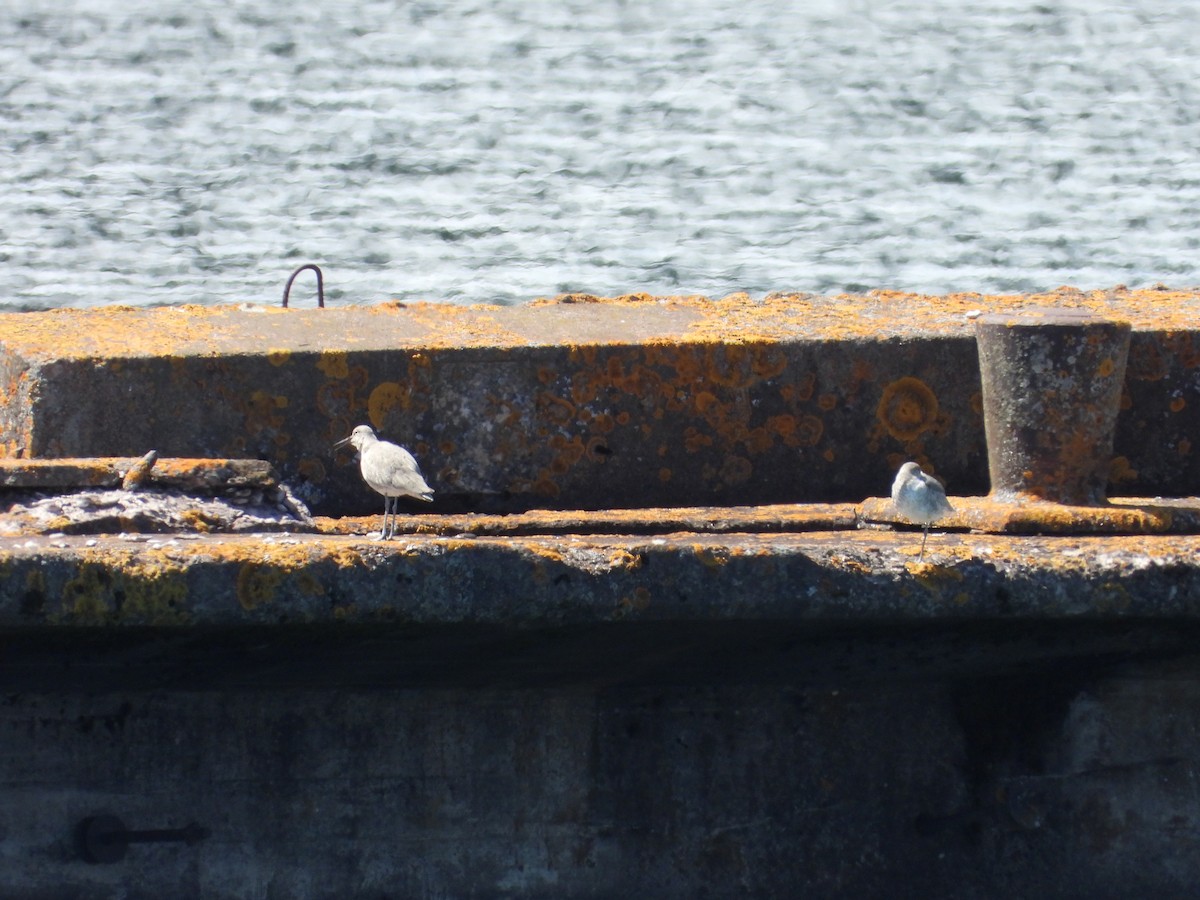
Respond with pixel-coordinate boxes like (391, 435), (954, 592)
(335, 425), (433, 539)
(891, 461), (954, 560)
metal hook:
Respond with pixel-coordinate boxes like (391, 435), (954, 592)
(282, 264), (325, 308)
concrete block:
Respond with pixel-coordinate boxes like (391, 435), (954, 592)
(1, 289), (1197, 513)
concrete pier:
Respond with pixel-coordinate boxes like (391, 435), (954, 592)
(3, 289), (1200, 897)
(1, 287), (1198, 512)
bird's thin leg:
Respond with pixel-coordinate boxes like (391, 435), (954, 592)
(384, 497), (394, 540)
(919, 524), (930, 560)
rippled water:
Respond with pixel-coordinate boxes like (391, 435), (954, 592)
(3, 0), (1200, 309)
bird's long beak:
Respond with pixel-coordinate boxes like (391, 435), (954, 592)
(333, 435), (352, 451)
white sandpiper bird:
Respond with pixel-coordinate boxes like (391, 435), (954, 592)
(335, 424), (433, 539)
(891, 461), (954, 560)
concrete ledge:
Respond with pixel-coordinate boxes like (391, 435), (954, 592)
(5, 528), (1200, 632)
(2, 288), (1198, 513)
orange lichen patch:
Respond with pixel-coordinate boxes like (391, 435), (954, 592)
(693, 545), (731, 569)
(367, 381), (408, 429)
(659, 467), (673, 482)
(316, 365), (370, 427)
(743, 427), (773, 455)
(876, 377), (939, 442)
(538, 392), (578, 427)
(236, 562), (283, 610)
(907, 562), (966, 596)
(718, 455), (754, 485)
(298, 457), (327, 484)
(1128, 340), (1169, 381)
(267, 349), (291, 367)
(585, 436), (611, 462)
(859, 493), (1200, 535)
(1180, 439), (1192, 457)
(795, 415), (824, 448)
(684, 427), (714, 454)
(316, 350), (351, 380)
(1109, 456), (1139, 485)
(817, 393), (838, 412)
(618, 586), (652, 614)
(2, 288), (1200, 364)
(766, 414), (797, 438)
(1096, 357), (1115, 378)
(793, 372), (817, 403)
(694, 391), (720, 414)
(1170, 397), (1187, 413)
(233, 390), (289, 455)
(314, 502), (857, 538)
(180, 508), (221, 532)
(399, 305), (530, 349)
(56, 552), (190, 625)
(1162, 331), (1200, 369)
(531, 474), (561, 498)
(607, 548), (643, 570)
(752, 350), (788, 380)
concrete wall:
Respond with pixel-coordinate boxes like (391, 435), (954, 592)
(4, 663), (1199, 898)
(5, 292), (1200, 896)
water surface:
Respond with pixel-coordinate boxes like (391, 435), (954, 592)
(3, 0), (1199, 308)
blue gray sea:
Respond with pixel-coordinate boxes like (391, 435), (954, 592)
(3, 0), (1199, 309)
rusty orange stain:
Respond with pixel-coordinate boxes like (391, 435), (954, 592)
(1170, 397), (1187, 413)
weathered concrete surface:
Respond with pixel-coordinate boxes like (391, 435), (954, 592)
(5, 529), (1200, 630)
(3, 530), (1200, 897)
(11, 668), (1200, 899)
(0, 457), (280, 491)
(1, 288), (1198, 513)
(860, 493), (1200, 534)
(5, 288), (1200, 897)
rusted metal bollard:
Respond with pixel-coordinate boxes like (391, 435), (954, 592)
(975, 308), (1130, 505)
